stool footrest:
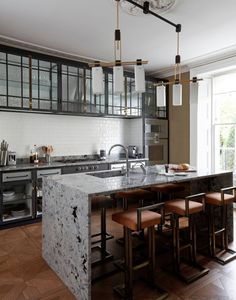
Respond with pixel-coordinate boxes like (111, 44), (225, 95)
(91, 232), (113, 244)
(178, 263), (210, 284)
(213, 248), (236, 265)
(91, 245), (113, 266)
(163, 261), (209, 284)
(214, 228), (225, 235)
(114, 259), (150, 272)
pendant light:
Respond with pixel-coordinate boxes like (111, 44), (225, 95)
(156, 83), (166, 107)
(134, 60), (146, 93)
(91, 63), (104, 95)
(90, 0), (148, 95)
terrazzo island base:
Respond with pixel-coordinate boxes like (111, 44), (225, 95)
(42, 169), (233, 300)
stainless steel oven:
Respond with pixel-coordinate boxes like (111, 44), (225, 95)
(144, 118), (168, 164)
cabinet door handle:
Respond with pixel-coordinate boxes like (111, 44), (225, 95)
(6, 175), (29, 179)
(40, 172), (60, 177)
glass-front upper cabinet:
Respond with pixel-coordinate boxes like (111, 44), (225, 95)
(31, 59), (58, 111)
(0, 53), (30, 109)
(61, 65), (105, 115)
(144, 80), (167, 119)
(107, 73), (142, 117)
(0, 51), (58, 111)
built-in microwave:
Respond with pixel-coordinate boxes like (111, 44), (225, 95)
(144, 119), (168, 164)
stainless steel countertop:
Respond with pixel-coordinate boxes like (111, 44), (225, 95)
(0, 158), (148, 172)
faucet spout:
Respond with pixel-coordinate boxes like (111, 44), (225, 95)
(108, 144), (129, 177)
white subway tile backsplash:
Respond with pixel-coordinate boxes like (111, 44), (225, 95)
(0, 112), (143, 158)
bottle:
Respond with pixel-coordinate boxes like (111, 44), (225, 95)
(32, 145), (39, 164)
(29, 150), (34, 164)
(34, 145), (39, 164)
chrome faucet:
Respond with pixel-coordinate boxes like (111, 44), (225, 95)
(108, 144), (129, 176)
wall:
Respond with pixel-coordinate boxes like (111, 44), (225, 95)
(0, 111), (143, 158)
(167, 72), (190, 164)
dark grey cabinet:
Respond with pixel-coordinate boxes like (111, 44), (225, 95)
(61, 65), (106, 115)
(107, 73), (142, 117)
(0, 171), (34, 224)
(0, 45), (165, 118)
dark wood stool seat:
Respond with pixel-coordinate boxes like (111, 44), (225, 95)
(205, 187), (236, 265)
(164, 193), (209, 283)
(91, 195), (114, 266)
(151, 183), (185, 194)
(116, 188), (154, 209)
(112, 204), (168, 299)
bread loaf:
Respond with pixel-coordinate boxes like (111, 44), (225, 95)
(177, 163), (190, 170)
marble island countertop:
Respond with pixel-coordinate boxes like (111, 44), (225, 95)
(42, 169), (233, 300)
(46, 168), (233, 196)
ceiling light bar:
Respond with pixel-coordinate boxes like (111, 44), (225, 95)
(122, 0), (203, 107)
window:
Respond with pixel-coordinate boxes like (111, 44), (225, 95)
(213, 71), (236, 173)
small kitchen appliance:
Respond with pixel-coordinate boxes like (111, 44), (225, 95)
(7, 151), (16, 166)
(99, 149), (106, 160)
(128, 146), (138, 158)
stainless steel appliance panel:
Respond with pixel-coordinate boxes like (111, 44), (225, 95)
(145, 139), (168, 164)
(145, 118), (168, 138)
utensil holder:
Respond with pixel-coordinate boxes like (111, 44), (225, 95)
(45, 154), (51, 164)
(0, 150), (8, 166)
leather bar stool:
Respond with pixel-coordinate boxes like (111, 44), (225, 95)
(116, 188), (154, 210)
(164, 193), (209, 283)
(112, 203), (168, 300)
(91, 195), (114, 266)
(151, 183), (185, 202)
(115, 188), (154, 243)
(151, 183), (185, 231)
(205, 187), (236, 264)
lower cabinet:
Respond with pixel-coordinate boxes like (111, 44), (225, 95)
(0, 171), (34, 224)
(35, 168), (62, 218)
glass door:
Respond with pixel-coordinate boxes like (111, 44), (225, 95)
(35, 168), (61, 217)
(1, 171), (33, 223)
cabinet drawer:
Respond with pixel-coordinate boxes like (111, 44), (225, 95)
(37, 168), (61, 179)
(2, 171), (32, 182)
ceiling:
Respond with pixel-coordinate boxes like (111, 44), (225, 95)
(0, 0), (236, 76)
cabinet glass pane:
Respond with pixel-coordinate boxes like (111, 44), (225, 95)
(8, 54), (21, 66)
(8, 65), (21, 97)
(32, 69), (39, 99)
(23, 67), (29, 98)
(39, 60), (50, 71)
(39, 71), (50, 100)
(0, 63), (6, 95)
(0, 52), (6, 63)
(62, 74), (68, 100)
(68, 76), (78, 101)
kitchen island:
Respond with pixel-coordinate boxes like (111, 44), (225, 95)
(42, 169), (233, 300)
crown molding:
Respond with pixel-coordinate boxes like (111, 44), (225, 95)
(151, 44), (236, 79)
(0, 35), (99, 64)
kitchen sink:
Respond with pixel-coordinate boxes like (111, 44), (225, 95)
(88, 170), (125, 178)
